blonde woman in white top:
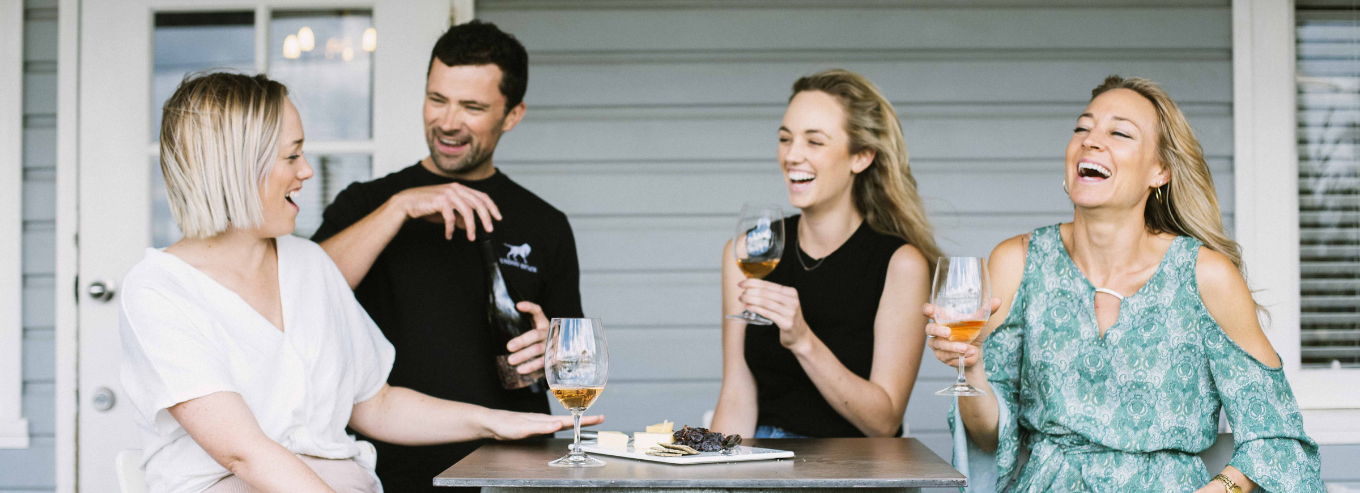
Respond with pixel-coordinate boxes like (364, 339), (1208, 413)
(120, 72), (601, 493)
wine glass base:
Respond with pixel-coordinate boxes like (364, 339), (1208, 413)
(936, 383), (987, 396)
(725, 311), (774, 326)
(549, 453), (606, 468)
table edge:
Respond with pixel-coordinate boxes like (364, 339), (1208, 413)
(432, 479), (969, 488)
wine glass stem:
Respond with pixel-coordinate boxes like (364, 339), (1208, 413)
(956, 354), (968, 386)
(571, 410), (583, 455)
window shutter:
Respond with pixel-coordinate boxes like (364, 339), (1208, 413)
(1298, 3), (1360, 368)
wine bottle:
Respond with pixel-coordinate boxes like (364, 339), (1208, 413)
(477, 228), (545, 393)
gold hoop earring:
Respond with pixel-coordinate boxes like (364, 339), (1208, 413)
(1062, 179), (1069, 195)
(1154, 185), (1163, 203)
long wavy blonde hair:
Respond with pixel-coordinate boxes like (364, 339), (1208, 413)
(791, 69), (943, 270)
(1090, 76), (1247, 275)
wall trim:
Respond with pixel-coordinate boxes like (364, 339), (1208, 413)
(0, 0), (31, 451)
(1232, 0), (1301, 373)
(1233, 0), (1360, 441)
(55, 0), (80, 488)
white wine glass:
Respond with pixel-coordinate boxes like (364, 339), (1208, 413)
(932, 257), (991, 396)
(725, 203), (785, 326)
(545, 318), (609, 467)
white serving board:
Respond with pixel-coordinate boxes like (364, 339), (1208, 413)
(577, 440), (794, 465)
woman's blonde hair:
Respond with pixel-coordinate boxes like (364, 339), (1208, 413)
(791, 69), (943, 269)
(1090, 76), (1247, 274)
(160, 72), (288, 239)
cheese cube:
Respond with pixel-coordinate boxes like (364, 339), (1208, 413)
(596, 431), (629, 451)
(645, 420), (674, 434)
(632, 432), (673, 451)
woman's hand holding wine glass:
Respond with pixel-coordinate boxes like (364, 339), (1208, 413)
(737, 279), (813, 351)
(927, 257), (998, 396)
(923, 301), (1000, 371)
(727, 203), (786, 326)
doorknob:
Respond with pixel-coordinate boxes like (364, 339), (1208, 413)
(87, 280), (115, 302)
(92, 387), (116, 412)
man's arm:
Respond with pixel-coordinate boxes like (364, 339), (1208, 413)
(318, 182), (503, 289)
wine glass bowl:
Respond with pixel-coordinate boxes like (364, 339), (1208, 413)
(932, 257), (991, 397)
(545, 318), (609, 467)
(726, 203), (785, 326)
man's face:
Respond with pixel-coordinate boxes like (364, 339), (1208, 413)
(423, 60), (525, 178)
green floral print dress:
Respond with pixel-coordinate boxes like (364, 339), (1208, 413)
(949, 225), (1322, 492)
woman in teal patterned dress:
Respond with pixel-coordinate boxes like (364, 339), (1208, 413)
(927, 76), (1323, 492)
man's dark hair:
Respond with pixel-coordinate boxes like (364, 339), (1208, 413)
(428, 20), (529, 112)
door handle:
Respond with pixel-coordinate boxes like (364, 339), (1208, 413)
(87, 281), (115, 302)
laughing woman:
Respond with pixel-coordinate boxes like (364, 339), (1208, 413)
(710, 69), (940, 439)
(120, 73), (598, 493)
(930, 76), (1322, 492)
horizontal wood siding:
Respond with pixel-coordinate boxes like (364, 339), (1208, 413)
(5, 0), (57, 491)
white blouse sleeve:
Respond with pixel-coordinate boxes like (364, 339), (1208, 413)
(318, 248), (395, 404)
(119, 286), (236, 435)
(346, 297), (395, 404)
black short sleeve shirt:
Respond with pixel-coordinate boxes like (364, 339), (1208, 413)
(312, 163), (584, 490)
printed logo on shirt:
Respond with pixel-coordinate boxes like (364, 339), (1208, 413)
(500, 243), (538, 273)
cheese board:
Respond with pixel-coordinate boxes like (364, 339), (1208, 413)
(578, 440), (794, 465)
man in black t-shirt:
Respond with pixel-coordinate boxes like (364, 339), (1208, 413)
(311, 21), (583, 492)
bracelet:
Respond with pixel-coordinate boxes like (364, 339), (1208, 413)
(1213, 474), (1242, 493)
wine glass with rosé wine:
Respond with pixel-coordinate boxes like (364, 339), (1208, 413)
(545, 318), (609, 467)
(932, 257), (991, 396)
(725, 203), (785, 326)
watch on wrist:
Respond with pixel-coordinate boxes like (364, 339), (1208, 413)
(1213, 473), (1243, 493)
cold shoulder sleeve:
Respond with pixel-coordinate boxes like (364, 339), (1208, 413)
(948, 288), (1027, 493)
(1203, 325), (1323, 492)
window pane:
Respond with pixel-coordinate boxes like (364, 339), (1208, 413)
(152, 12), (255, 142)
(270, 11), (374, 141)
(293, 154), (372, 239)
(1297, 8), (1360, 368)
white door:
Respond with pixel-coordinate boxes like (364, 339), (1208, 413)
(76, 0), (444, 488)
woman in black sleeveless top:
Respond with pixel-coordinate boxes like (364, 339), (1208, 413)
(711, 70), (943, 438)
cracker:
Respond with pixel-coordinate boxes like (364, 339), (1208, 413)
(657, 443), (700, 455)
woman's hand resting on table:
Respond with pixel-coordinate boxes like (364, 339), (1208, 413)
(923, 299), (1002, 371)
(737, 279), (814, 351)
(483, 410), (605, 441)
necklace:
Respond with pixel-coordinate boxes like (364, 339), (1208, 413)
(795, 219), (831, 271)
(796, 245), (827, 271)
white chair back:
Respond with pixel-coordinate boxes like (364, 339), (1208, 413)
(115, 449), (148, 493)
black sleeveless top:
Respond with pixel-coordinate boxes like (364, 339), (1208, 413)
(744, 215), (907, 437)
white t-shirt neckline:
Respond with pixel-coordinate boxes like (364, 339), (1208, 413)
(148, 239), (291, 337)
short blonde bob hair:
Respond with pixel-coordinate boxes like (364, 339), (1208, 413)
(160, 72), (288, 239)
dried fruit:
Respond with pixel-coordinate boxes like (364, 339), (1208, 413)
(672, 425), (739, 453)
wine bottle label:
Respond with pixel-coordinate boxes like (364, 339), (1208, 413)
(495, 354), (544, 389)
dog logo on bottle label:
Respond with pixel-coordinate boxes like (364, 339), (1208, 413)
(500, 243), (538, 273)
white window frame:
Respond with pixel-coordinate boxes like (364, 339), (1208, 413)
(1234, 0), (1360, 444)
(0, 0), (32, 450)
